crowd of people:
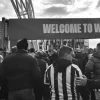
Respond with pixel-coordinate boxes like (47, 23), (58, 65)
(0, 38), (100, 100)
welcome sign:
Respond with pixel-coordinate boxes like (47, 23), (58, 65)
(43, 23), (100, 34)
(8, 18), (100, 40)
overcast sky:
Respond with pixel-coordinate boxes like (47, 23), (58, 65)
(0, 0), (100, 48)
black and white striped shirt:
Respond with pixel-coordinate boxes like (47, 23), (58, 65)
(44, 64), (82, 100)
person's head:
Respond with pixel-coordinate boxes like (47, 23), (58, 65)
(58, 46), (73, 61)
(50, 51), (58, 62)
(11, 46), (17, 53)
(75, 48), (81, 53)
(88, 48), (93, 54)
(96, 43), (100, 52)
(17, 38), (28, 50)
(35, 51), (43, 59)
(29, 48), (35, 53)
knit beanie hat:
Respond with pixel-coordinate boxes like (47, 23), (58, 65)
(17, 38), (28, 50)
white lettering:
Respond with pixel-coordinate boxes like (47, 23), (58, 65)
(83, 24), (87, 33)
(59, 24), (64, 33)
(55, 24), (59, 33)
(70, 24), (75, 33)
(94, 24), (100, 32)
(51, 24), (55, 33)
(43, 24), (82, 33)
(77, 24), (81, 33)
(65, 24), (70, 33)
(70, 24), (81, 33)
(43, 24), (51, 33)
(88, 24), (92, 33)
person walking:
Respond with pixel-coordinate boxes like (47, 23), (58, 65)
(35, 51), (47, 100)
(0, 38), (41, 100)
(85, 43), (100, 100)
(44, 46), (83, 100)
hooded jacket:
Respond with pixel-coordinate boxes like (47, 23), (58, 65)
(53, 58), (72, 72)
(44, 58), (82, 100)
(85, 51), (100, 78)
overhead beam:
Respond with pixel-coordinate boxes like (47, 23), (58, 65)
(10, 0), (35, 18)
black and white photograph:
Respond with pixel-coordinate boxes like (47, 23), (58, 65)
(0, 0), (100, 100)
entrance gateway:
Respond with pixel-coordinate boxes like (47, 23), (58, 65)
(7, 18), (100, 40)
(1, 18), (100, 54)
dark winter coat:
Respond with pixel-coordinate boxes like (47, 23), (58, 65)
(0, 50), (41, 92)
(75, 52), (85, 73)
(53, 58), (72, 72)
(72, 57), (79, 66)
(35, 58), (46, 100)
(85, 51), (100, 79)
(36, 58), (46, 84)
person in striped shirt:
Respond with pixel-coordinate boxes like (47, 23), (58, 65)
(44, 46), (83, 100)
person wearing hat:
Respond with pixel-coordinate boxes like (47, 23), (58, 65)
(44, 45), (83, 100)
(0, 38), (41, 100)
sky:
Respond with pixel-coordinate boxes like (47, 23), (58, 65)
(0, 0), (100, 48)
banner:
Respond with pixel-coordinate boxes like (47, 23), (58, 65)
(8, 18), (100, 40)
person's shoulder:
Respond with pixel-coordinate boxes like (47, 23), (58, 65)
(39, 58), (47, 63)
(26, 53), (35, 58)
(72, 64), (79, 69)
(37, 58), (47, 66)
(88, 55), (95, 62)
(28, 53), (35, 58)
(71, 64), (81, 72)
(4, 53), (15, 59)
(1, 54), (16, 64)
(24, 53), (37, 62)
(71, 64), (82, 76)
(72, 57), (79, 62)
